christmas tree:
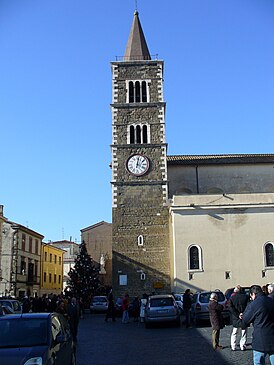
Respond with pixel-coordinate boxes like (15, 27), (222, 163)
(66, 241), (100, 301)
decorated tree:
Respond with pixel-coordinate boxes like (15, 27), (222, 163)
(66, 241), (100, 301)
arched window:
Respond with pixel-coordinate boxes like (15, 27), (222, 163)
(137, 235), (144, 246)
(129, 81), (134, 103)
(188, 245), (203, 271)
(127, 124), (150, 144)
(127, 80), (149, 103)
(142, 81), (147, 102)
(130, 125), (135, 144)
(135, 81), (140, 102)
(136, 125), (141, 143)
(265, 242), (274, 267)
(143, 125), (148, 144)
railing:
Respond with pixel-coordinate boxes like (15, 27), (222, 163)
(115, 54), (159, 61)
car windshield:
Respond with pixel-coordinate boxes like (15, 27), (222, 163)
(150, 298), (174, 307)
(0, 318), (48, 348)
(199, 292), (225, 303)
(93, 297), (107, 303)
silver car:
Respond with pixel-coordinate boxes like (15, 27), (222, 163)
(90, 296), (108, 313)
(145, 294), (181, 328)
(191, 290), (230, 325)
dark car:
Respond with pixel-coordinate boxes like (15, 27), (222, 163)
(0, 299), (22, 314)
(0, 312), (76, 365)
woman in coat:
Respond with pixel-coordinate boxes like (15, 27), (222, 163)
(208, 292), (224, 350)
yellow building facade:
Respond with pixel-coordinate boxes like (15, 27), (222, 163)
(40, 243), (64, 295)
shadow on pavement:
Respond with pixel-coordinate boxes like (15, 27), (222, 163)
(76, 314), (235, 365)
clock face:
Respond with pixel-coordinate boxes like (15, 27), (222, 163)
(126, 154), (149, 176)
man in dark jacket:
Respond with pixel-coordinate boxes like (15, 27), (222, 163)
(229, 285), (249, 351)
(242, 285), (274, 365)
(183, 289), (192, 328)
(208, 292), (224, 350)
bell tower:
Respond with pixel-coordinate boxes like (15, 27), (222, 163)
(111, 11), (170, 297)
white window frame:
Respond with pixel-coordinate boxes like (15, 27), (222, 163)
(187, 244), (203, 272)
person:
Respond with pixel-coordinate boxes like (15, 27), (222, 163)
(56, 300), (68, 320)
(183, 289), (192, 328)
(22, 296), (31, 313)
(121, 293), (130, 324)
(268, 284), (274, 299)
(242, 285), (274, 365)
(208, 292), (224, 350)
(229, 285), (249, 351)
(132, 296), (140, 322)
(67, 297), (80, 341)
(105, 289), (116, 322)
(140, 293), (148, 323)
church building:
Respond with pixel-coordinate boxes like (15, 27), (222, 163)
(111, 11), (274, 298)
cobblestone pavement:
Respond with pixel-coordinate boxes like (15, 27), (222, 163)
(76, 314), (271, 365)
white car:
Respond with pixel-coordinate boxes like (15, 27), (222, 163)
(174, 294), (184, 314)
(90, 296), (108, 313)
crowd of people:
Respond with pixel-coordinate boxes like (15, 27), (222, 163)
(208, 284), (274, 365)
(1, 293), (84, 342)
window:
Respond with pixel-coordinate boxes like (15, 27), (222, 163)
(44, 272), (47, 283)
(128, 124), (150, 144)
(54, 255), (57, 264)
(264, 242), (274, 267)
(21, 258), (26, 275)
(45, 252), (47, 262)
(59, 256), (61, 265)
(50, 254), (52, 263)
(127, 80), (149, 103)
(188, 245), (203, 271)
(29, 237), (32, 253)
(54, 274), (56, 284)
(49, 273), (52, 283)
(34, 260), (38, 277)
(22, 234), (26, 251)
(35, 239), (38, 254)
(58, 275), (61, 284)
(137, 235), (144, 246)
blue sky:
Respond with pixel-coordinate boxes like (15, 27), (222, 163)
(1, 0), (274, 242)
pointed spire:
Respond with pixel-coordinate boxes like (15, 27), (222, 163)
(124, 11), (151, 61)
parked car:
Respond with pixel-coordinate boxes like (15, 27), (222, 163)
(145, 294), (181, 328)
(0, 312), (76, 365)
(90, 296), (108, 313)
(174, 294), (184, 314)
(1, 305), (14, 315)
(191, 291), (230, 325)
(0, 299), (22, 314)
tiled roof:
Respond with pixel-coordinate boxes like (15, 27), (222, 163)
(80, 220), (111, 232)
(167, 154), (274, 165)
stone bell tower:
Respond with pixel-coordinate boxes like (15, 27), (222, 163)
(110, 11), (171, 297)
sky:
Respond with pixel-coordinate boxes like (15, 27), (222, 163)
(1, 0), (274, 243)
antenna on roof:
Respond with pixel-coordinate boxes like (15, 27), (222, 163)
(135, 0), (138, 12)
